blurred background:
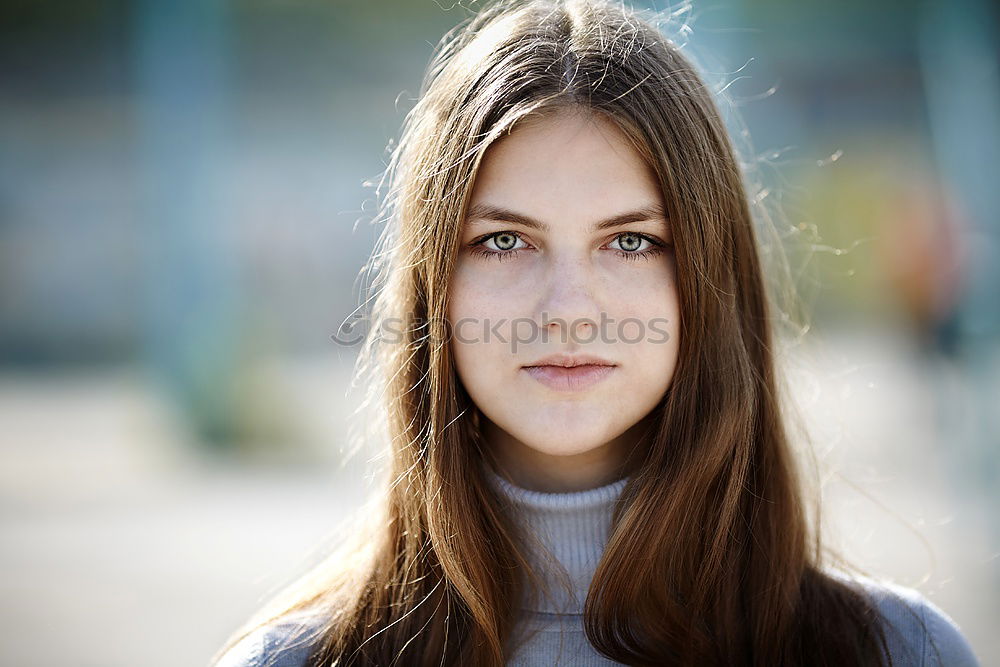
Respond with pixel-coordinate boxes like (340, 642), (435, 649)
(1, 0), (997, 664)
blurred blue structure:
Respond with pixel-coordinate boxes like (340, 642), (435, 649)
(134, 0), (246, 447)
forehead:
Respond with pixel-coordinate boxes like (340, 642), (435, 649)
(469, 109), (662, 211)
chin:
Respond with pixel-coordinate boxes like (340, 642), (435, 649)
(522, 437), (609, 458)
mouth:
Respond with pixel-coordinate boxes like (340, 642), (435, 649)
(521, 363), (617, 392)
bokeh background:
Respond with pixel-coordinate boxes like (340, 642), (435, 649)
(1, 0), (998, 665)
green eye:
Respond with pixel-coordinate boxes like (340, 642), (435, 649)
(618, 233), (643, 252)
(493, 233), (519, 251)
(468, 231), (528, 263)
(611, 233), (664, 262)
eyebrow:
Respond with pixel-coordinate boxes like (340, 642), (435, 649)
(464, 202), (667, 233)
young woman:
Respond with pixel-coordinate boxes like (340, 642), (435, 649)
(212, 0), (980, 665)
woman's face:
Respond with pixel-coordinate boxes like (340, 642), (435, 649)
(448, 108), (680, 492)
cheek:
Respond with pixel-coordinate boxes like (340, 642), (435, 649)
(447, 267), (521, 387)
(611, 262), (678, 321)
(448, 261), (530, 326)
(614, 272), (680, 387)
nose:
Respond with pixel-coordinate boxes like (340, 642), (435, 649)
(536, 254), (603, 342)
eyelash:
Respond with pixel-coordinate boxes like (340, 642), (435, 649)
(467, 231), (667, 263)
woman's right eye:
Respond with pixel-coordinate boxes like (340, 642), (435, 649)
(468, 231), (529, 262)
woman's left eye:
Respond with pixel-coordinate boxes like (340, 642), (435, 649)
(608, 232), (665, 262)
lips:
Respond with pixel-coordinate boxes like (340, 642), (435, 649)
(522, 362), (617, 392)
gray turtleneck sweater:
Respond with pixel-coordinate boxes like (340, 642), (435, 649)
(215, 470), (981, 666)
(485, 468), (630, 665)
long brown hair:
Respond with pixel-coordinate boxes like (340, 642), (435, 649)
(213, 1), (914, 664)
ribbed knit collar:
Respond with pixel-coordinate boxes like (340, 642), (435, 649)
(484, 466), (629, 614)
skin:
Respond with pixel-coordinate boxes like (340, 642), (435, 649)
(448, 107), (681, 493)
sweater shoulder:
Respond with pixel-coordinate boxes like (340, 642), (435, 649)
(213, 612), (327, 667)
(826, 570), (980, 667)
